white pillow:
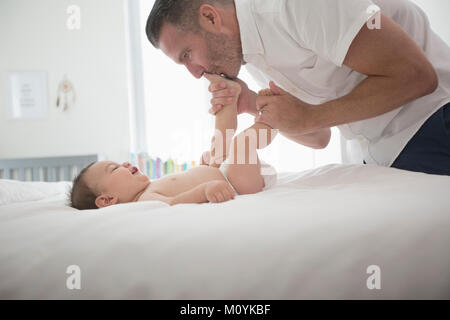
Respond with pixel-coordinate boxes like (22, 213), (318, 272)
(0, 179), (72, 206)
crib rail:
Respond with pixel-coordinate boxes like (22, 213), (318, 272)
(0, 155), (100, 182)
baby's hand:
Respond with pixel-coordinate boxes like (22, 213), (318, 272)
(205, 180), (235, 203)
(201, 142), (225, 168)
(200, 149), (222, 168)
(200, 151), (211, 166)
(204, 73), (242, 113)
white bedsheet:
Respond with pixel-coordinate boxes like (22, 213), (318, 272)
(0, 179), (71, 206)
(0, 164), (449, 299)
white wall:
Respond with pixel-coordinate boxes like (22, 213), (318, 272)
(0, 0), (131, 162)
(411, 0), (450, 45)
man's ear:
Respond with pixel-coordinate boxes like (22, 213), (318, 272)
(95, 194), (119, 208)
(198, 4), (222, 33)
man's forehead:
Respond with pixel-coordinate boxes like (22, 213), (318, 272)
(159, 23), (190, 62)
(159, 24), (180, 53)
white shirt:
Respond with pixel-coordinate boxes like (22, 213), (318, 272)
(235, 0), (450, 166)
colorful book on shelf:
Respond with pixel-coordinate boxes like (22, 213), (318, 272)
(156, 157), (162, 178)
(132, 154), (198, 178)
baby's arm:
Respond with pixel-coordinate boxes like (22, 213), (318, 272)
(170, 180), (235, 206)
(140, 180), (235, 206)
(167, 183), (209, 206)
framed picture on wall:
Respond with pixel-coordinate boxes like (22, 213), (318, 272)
(5, 71), (49, 119)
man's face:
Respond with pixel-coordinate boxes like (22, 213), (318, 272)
(159, 22), (243, 79)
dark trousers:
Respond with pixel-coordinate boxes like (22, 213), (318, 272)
(390, 102), (450, 176)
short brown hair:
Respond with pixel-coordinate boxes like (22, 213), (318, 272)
(146, 0), (233, 48)
(69, 162), (98, 210)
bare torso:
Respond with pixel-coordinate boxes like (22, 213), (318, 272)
(137, 165), (226, 202)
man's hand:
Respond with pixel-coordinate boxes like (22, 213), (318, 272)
(208, 77), (257, 116)
(255, 81), (316, 135)
(205, 180), (235, 203)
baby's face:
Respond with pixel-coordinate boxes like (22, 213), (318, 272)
(85, 161), (150, 207)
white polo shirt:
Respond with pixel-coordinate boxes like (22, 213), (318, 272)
(235, 0), (450, 166)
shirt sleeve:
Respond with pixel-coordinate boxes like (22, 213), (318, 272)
(280, 0), (380, 67)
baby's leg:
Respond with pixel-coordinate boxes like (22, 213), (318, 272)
(224, 122), (277, 195)
(209, 95), (238, 168)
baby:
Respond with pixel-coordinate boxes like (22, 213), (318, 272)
(70, 75), (278, 209)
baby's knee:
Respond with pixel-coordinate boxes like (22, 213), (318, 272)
(234, 181), (264, 195)
(225, 166), (265, 195)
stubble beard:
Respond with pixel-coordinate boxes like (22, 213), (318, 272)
(204, 31), (243, 78)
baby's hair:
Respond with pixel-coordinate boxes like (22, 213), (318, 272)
(69, 162), (98, 210)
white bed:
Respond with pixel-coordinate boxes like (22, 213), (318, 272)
(1, 162), (450, 299)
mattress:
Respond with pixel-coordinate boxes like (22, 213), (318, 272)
(0, 163), (449, 299)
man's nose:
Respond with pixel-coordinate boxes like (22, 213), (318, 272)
(185, 64), (204, 79)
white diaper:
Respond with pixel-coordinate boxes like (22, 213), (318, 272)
(219, 160), (277, 194)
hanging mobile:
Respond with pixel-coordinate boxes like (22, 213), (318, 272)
(56, 75), (76, 112)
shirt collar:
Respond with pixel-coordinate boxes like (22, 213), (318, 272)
(235, 0), (265, 56)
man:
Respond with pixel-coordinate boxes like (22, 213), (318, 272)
(146, 0), (450, 175)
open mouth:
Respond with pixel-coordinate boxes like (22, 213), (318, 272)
(131, 166), (139, 175)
